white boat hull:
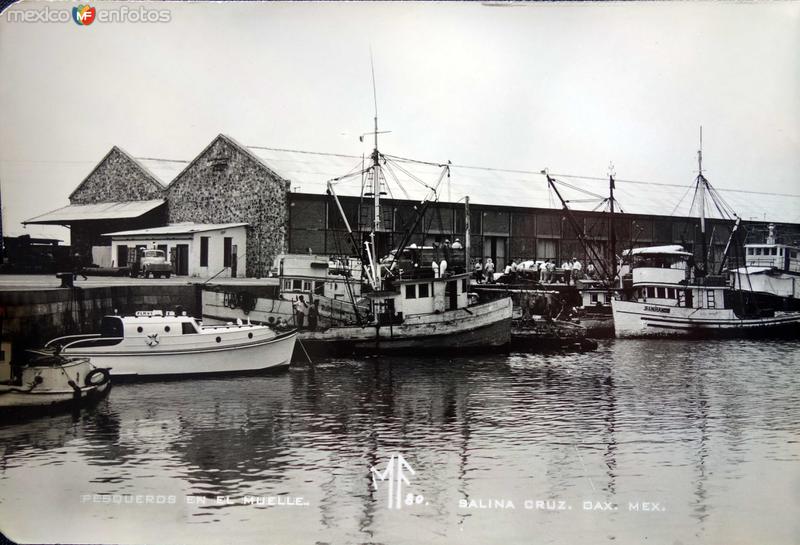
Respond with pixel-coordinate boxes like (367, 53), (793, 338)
(61, 330), (297, 379)
(0, 358), (111, 413)
(611, 299), (800, 338)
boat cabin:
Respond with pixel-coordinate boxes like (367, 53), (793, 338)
(626, 245), (732, 310)
(277, 254), (363, 302)
(579, 280), (616, 312)
(744, 225), (800, 273)
(367, 273), (472, 325)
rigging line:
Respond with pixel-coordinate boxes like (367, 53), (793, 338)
(244, 146), (800, 198)
(381, 153), (449, 168)
(550, 177), (606, 200)
(382, 161), (413, 201)
(708, 185), (738, 219)
(328, 167), (371, 185)
(386, 158), (439, 192)
(566, 198), (606, 204)
(669, 182), (696, 217)
(246, 145), (361, 160)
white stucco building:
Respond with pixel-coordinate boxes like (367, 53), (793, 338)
(103, 223), (248, 278)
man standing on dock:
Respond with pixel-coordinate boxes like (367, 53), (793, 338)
(293, 295), (309, 329)
(571, 258), (583, 284)
(308, 300), (319, 331)
(72, 252), (88, 281)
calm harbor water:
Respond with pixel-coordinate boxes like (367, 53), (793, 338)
(1, 339), (798, 545)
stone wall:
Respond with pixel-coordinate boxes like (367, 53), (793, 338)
(1, 285), (200, 361)
(166, 135), (289, 277)
(70, 147), (165, 204)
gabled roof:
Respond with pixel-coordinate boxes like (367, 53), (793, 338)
(103, 222), (248, 237)
(68, 146), (170, 200)
(24, 200), (166, 225)
(164, 134), (287, 191)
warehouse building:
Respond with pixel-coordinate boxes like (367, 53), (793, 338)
(24, 134), (800, 278)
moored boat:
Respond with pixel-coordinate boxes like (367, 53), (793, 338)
(46, 310), (296, 379)
(728, 224), (800, 311)
(0, 352), (111, 416)
(611, 245), (800, 338)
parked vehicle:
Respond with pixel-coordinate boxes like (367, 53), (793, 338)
(129, 248), (173, 278)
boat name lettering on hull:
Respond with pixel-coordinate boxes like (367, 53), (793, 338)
(643, 305), (670, 313)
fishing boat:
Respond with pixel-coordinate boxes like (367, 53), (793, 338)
(727, 224), (800, 310)
(0, 351), (111, 415)
(539, 168), (624, 338)
(45, 310), (296, 379)
(611, 245), (800, 337)
(203, 253), (368, 329)
(611, 137), (800, 338)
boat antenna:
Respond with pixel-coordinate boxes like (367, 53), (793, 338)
(697, 126), (708, 276)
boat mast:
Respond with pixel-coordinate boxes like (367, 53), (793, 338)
(465, 196), (471, 270)
(369, 52), (382, 291)
(543, 170), (610, 281)
(608, 164), (617, 285)
(697, 126), (708, 276)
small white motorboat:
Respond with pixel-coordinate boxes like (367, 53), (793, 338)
(46, 310), (297, 380)
(0, 352), (111, 415)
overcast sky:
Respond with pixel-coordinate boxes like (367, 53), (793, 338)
(1, 1), (798, 241)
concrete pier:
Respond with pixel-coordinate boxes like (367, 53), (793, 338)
(0, 283), (201, 360)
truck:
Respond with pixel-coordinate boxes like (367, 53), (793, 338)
(128, 248), (173, 278)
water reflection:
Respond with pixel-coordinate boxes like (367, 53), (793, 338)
(0, 339), (798, 544)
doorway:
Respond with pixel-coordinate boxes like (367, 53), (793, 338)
(483, 237), (507, 270)
(175, 244), (189, 276)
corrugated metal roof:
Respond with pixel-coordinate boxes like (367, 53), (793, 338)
(24, 200), (166, 225)
(103, 222), (248, 237)
(134, 157), (190, 186)
(247, 146), (800, 224)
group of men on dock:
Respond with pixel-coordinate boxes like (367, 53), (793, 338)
(473, 257), (593, 285)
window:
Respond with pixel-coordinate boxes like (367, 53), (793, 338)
(667, 288), (675, 299)
(771, 248), (777, 255)
(656, 287), (666, 298)
(756, 248), (762, 255)
(747, 248), (754, 255)
(646, 287), (656, 298)
(223, 237), (233, 267)
(200, 236), (209, 267)
(314, 282), (325, 295)
(462, 279), (468, 292)
(405, 285), (417, 299)
(418, 283), (430, 298)
(292, 279), (302, 290)
(182, 322), (198, 335)
(283, 280), (292, 290)
(590, 293), (599, 303)
(303, 281), (312, 292)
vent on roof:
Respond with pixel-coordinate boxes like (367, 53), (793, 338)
(208, 152), (230, 172)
